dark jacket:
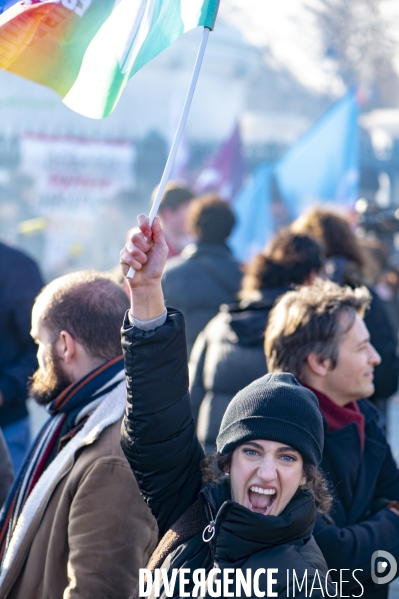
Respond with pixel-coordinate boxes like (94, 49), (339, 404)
(121, 310), (335, 599)
(161, 242), (242, 355)
(0, 242), (44, 428)
(313, 398), (399, 598)
(0, 429), (13, 508)
(364, 290), (399, 400)
(190, 289), (286, 454)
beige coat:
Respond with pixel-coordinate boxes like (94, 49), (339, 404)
(0, 381), (158, 599)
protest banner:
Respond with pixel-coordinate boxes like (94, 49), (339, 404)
(20, 133), (135, 274)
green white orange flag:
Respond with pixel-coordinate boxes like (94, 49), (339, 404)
(0, 0), (219, 118)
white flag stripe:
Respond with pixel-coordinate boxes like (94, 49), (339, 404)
(115, 0), (147, 69)
(181, 0), (208, 31)
(120, 0), (156, 74)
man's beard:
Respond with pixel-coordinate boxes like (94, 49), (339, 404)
(29, 347), (73, 406)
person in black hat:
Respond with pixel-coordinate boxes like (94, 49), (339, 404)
(216, 373), (324, 518)
(118, 216), (343, 599)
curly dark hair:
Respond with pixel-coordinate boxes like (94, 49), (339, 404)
(201, 451), (332, 514)
(241, 228), (324, 292)
(292, 207), (366, 269)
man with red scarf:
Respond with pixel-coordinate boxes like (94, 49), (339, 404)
(0, 271), (157, 599)
(265, 280), (399, 599)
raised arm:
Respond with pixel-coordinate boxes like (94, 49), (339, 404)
(120, 216), (204, 537)
(120, 215), (168, 322)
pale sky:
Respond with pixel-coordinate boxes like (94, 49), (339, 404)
(219, 0), (399, 97)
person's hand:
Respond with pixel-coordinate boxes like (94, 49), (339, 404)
(120, 215), (168, 290)
(120, 215), (168, 321)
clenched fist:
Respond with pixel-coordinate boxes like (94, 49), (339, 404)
(120, 215), (168, 321)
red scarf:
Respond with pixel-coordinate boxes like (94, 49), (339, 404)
(302, 384), (365, 450)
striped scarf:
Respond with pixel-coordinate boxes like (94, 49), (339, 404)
(0, 355), (124, 564)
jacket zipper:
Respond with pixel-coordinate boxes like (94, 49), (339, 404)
(202, 500), (229, 543)
(202, 501), (215, 542)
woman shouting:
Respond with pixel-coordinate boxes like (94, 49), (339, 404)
(119, 216), (335, 599)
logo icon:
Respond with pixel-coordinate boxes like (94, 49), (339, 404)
(371, 551), (397, 585)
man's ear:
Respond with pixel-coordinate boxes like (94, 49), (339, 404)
(306, 352), (331, 377)
(55, 331), (77, 364)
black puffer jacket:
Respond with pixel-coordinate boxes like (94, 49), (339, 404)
(190, 289), (286, 454)
(121, 310), (335, 599)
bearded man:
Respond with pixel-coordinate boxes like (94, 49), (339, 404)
(0, 271), (157, 599)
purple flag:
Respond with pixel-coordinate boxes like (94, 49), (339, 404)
(192, 123), (245, 201)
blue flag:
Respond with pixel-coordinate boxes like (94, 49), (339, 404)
(229, 164), (273, 261)
(275, 91), (359, 218)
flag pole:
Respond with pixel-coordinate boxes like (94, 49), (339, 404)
(127, 26), (211, 278)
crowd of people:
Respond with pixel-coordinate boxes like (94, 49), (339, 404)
(0, 182), (399, 598)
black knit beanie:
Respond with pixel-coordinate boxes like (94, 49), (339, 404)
(216, 373), (324, 466)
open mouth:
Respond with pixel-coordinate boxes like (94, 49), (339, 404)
(248, 486), (277, 515)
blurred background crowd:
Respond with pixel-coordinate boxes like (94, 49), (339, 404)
(2, 0), (399, 555)
(1, 1), (399, 281)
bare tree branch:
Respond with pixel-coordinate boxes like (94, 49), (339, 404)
(308, 0), (399, 106)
